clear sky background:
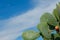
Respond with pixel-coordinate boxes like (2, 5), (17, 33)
(0, 0), (60, 40)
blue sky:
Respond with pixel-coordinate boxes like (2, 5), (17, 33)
(0, 0), (36, 20)
(0, 0), (60, 40)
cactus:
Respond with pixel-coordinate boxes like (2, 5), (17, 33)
(22, 2), (60, 40)
(22, 30), (40, 40)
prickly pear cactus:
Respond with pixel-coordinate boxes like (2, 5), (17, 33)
(22, 30), (40, 40)
(40, 13), (58, 26)
(37, 22), (51, 39)
(22, 2), (60, 40)
(53, 3), (60, 23)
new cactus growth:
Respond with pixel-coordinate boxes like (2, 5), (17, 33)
(55, 26), (59, 32)
(22, 2), (60, 40)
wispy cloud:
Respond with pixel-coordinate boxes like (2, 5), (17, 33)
(0, 0), (60, 40)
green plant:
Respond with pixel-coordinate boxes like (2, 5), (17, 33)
(22, 3), (60, 40)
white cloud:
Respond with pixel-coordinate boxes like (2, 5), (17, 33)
(0, 0), (60, 40)
(0, 7), (42, 40)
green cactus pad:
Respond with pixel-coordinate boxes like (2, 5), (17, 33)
(40, 13), (58, 26)
(54, 33), (60, 38)
(53, 5), (60, 22)
(37, 22), (51, 39)
(22, 30), (40, 40)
